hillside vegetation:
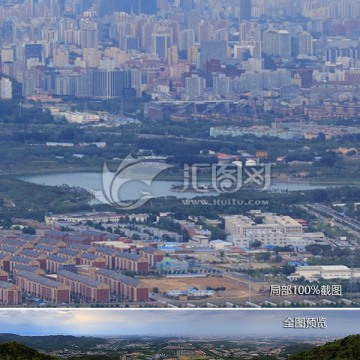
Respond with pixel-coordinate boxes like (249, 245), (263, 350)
(289, 335), (360, 360)
(0, 342), (61, 360)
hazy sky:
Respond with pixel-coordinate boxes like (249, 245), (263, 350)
(0, 309), (359, 337)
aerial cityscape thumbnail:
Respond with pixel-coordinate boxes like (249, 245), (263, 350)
(0, 309), (358, 359)
(0, 0), (360, 309)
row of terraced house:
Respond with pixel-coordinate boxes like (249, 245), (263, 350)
(0, 230), (165, 305)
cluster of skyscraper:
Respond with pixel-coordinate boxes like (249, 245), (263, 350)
(0, 0), (360, 101)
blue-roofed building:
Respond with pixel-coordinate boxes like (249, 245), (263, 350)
(156, 257), (189, 273)
(167, 290), (186, 297)
(158, 246), (182, 253)
(262, 244), (279, 251)
(288, 261), (308, 267)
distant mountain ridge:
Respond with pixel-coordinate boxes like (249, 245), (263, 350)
(0, 334), (107, 352)
(0, 342), (60, 360)
(2, 333), (360, 360)
(288, 334), (360, 360)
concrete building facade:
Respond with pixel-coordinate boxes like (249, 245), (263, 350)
(96, 269), (149, 302)
(15, 270), (70, 303)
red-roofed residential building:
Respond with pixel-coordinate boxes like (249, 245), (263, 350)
(0, 282), (21, 305)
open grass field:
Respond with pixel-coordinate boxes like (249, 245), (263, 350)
(141, 275), (252, 299)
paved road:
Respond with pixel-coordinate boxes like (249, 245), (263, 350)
(306, 204), (360, 247)
(310, 204), (360, 232)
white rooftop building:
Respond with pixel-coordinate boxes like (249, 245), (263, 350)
(294, 265), (351, 281)
(223, 212), (319, 249)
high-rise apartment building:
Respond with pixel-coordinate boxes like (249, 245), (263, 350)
(263, 28), (291, 59)
(213, 74), (230, 97)
(0, 78), (12, 99)
(239, 0), (252, 21)
(167, 46), (178, 66)
(179, 29), (195, 51)
(277, 30), (291, 58)
(98, 0), (157, 16)
(80, 18), (98, 49)
(151, 33), (171, 60)
(1, 21), (14, 43)
(185, 74), (205, 99)
(1, 45), (14, 63)
(296, 31), (313, 56)
(24, 43), (43, 62)
(199, 40), (227, 70)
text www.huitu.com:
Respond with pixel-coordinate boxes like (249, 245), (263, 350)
(181, 199), (269, 206)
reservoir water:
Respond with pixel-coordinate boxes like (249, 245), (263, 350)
(19, 172), (336, 202)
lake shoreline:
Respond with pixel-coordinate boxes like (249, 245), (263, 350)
(8, 168), (360, 187)
(17, 171), (350, 200)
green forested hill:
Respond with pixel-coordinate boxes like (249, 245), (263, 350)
(0, 342), (61, 360)
(289, 335), (360, 360)
(0, 334), (107, 352)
